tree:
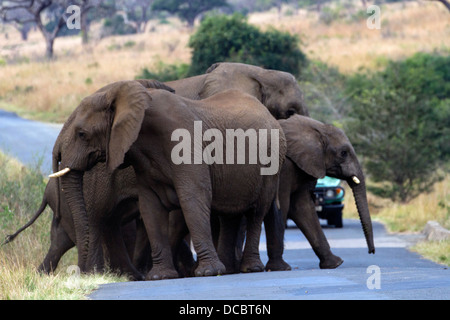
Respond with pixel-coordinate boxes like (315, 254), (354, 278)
(426, 0), (450, 12)
(152, 0), (228, 27)
(345, 53), (450, 202)
(116, 0), (154, 33)
(0, 0), (101, 58)
(188, 13), (307, 76)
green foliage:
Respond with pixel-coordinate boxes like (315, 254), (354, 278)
(152, 0), (228, 26)
(298, 60), (348, 124)
(0, 153), (48, 244)
(135, 61), (190, 82)
(102, 14), (137, 36)
(345, 52), (450, 202)
(44, 20), (79, 38)
(188, 13), (306, 76)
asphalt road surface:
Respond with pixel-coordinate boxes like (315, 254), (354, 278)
(1, 110), (448, 300)
(89, 219), (450, 300)
(0, 110), (62, 175)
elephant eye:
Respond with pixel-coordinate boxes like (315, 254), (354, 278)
(78, 131), (87, 140)
(340, 150), (348, 158)
(286, 108), (296, 117)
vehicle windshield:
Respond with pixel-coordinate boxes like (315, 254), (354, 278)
(316, 176), (341, 187)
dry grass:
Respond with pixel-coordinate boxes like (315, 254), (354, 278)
(252, 1), (450, 73)
(0, 20), (191, 122)
(344, 175), (449, 233)
(0, 152), (128, 299)
(0, 1), (448, 122)
(343, 175), (449, 266)
(0, 253), (126, 300)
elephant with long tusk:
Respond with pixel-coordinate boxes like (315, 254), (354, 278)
(48, 167), (71, 178)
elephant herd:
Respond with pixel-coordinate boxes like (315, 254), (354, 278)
(5, 62), (375, 281)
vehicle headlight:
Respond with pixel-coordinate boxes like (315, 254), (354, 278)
(335, 187), (344, 198)
(325, 189), (335, 198)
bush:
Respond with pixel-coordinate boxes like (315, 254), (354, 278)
(135, 61), (190, 82)
(345, 52), (450, 202)
(188, 13), (307, 76)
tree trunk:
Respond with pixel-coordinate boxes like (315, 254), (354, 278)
(437, 0), (450, 11)
(81, 13), (89, 45)
(45, 36), (55, 59)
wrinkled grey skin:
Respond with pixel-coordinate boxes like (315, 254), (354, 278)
(3, 164), (143, 280)
(167, 62), (309, 119)
(265, 115), (375, 271)
(12, 62), (307, 278)
(55, 80), (286, 280)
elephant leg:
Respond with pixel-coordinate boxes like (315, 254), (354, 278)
(240, 208), (265, 273)
(169, 209), (194, 277)
(86, 219), (105, 273)
(290, 189), (343, 269)
(176, 187), (225, 277)
(103, 221), (144, 281)
(139, 187), (179, 280)
(132, 218), (152, 274)
(38, 216), (75, 273)
(216, 214), (242, 274)
(264, 200), (291, 271)
(121, 219), (137, 261)
(102, 199), (143, 280)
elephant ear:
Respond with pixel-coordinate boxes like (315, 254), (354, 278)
(279, 115), (326, 179)
(200, 62), (264, 100)
(105, 80), (154, 171)
(134, 79), (176, 93)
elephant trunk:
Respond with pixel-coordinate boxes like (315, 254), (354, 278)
(349, 174), (375, 254)
(61, 170), (89, 271)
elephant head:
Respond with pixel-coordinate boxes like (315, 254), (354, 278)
(200, 62), (309, 119)
(49, 80), (174, 271)
(279, 115), (375, 254)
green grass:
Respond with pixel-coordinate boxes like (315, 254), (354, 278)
(411, 240), (450, 267)
(0, 152), (128, 300)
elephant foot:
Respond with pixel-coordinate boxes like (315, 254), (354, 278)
(129, 270), (145, 281)
(240, 257), (265, 273)
(319, 255), (343, 269)
(265, 258), (292, 272)
(146, 266), (179, 281)
(194, 259), (226, 277)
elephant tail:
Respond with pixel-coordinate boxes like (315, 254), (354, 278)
(1, 195), (48, 246)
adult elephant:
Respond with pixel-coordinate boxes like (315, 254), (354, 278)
(17, 62), (306, 277)
(265, 115), (375, 271)
(166, 62), (309, 119)
(50, 80), (286, 280)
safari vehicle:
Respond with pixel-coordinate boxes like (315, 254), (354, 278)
(314, 176), (345, 228)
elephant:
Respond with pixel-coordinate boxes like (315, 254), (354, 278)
(9, 62), (307, 278)
(264, 115), (375, 271)
(166, 62), (309, 119)
(49, 80), (286, 280)
(3, 164), (145, 280)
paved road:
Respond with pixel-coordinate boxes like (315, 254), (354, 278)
(89, 219), (450, 300)
(1, 111), (448, 300)
(0, 110), (62, 175)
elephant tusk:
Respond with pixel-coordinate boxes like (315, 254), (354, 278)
(49, 167), (71, 178)
(352, 176), (361, 184)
